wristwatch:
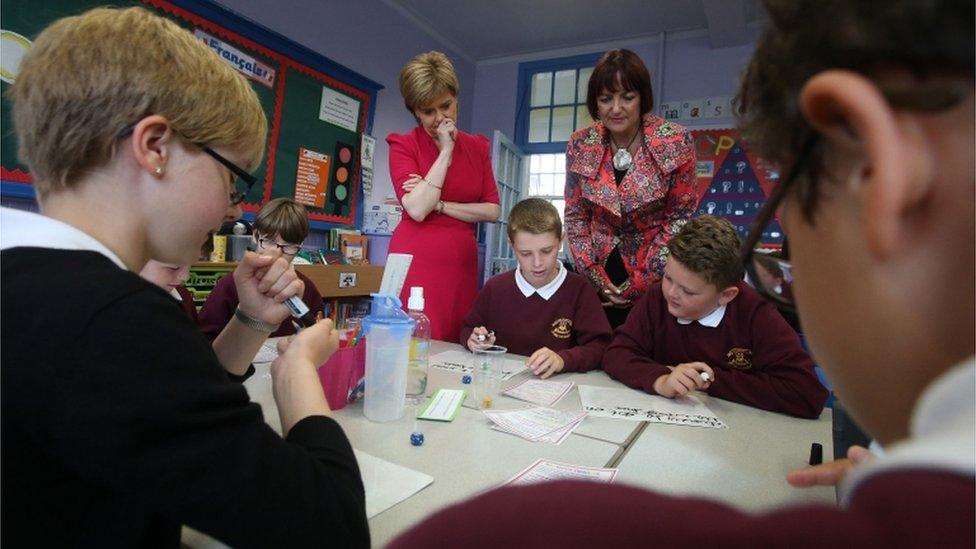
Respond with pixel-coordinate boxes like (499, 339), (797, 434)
(234, 306), (278, 333)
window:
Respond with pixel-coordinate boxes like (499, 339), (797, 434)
(527, 152), (569, 258)
(515, 53), (601, 154)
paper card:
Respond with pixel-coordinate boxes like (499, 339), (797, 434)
(354, 449), (433, 519)
(319, 87), (361, 132)
(417, 389), (466, 422)
(504, 459), (617, 487)
(503, 379), (574, 407)
(577, 385), (727, 429)
(430, 350), (528, 380)
(483, 407), (586, 442)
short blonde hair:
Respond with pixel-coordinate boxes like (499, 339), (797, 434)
(507, 198), (563, 241)
(10, 6), (267, 197)
(398, 51), (459, 113)
(254, 198), (309, 244)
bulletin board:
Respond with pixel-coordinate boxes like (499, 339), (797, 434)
(690, 128), (783, 248)
(0, 0), (381, 229)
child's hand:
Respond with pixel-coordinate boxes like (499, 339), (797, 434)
(653, 361), (714, 398)
(786, 445), (874, 487)
(526, 347), (564, 379)
(273, 319), (340, 373)
(466, 326), (495, 352)
(234, 250), (304, 325)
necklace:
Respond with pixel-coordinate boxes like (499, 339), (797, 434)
(611, 126), (641, 171)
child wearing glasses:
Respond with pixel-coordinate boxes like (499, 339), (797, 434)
(198, 198), (325, 339)
(389, 1), (973, 545)
(602, 215), (828, 419)
(0, 7), (366, 547)
(460, 198), (611, 378)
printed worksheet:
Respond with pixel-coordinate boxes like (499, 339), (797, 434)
(483, 407), (586, 442)
(577, 385), (727, 429)
(430, 350), (527, 380)
(504, 459), (617, 486)
(503, 378), (574, 407)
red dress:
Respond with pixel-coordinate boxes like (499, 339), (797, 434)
(386, 126), (500, 342)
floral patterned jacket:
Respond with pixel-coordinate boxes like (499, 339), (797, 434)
(564, 114), (702, 301)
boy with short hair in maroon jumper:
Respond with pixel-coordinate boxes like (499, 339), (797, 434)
(602, 215), (827, 418)
(460, 198), (611, 378)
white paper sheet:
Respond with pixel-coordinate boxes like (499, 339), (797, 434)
(417, 389), (466, 421)
(430, 350), (527, 380)
(503, 379), (574, 407)
(504, 459), (617, 486)
(483, 407), (586, 442)
(354, 449), (433, 519)
(577, 384), (727, 429)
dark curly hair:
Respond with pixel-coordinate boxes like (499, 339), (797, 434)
(735, 0), (974, 220)
(667, 215), (744, 290)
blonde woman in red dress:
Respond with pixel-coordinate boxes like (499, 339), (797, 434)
(565, 49), (704, 327)
(387, 51), (500, 341)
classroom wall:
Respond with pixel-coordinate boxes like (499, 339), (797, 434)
(214, 0), (477, 262)
(469, 30), (759, 142)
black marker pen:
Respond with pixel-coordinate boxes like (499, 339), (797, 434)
(285, 295), (317, 328)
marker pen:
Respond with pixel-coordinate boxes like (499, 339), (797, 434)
(700, 371), (712, 383)
(476, 330), (495, 343)
(285, 295), (317, 328)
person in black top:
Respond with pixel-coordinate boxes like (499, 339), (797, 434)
(1, 6), (367, 547)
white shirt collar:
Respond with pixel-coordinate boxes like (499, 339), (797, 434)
(514, 261), (566, 300)
(841, 356), (976, 504)
(676, 303), (727, 327)
(0, 207), (127, 269)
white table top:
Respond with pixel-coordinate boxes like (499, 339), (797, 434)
(614, 392), (835, 511)
(185, 338), (835, 547)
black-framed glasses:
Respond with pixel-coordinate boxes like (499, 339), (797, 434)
(117, 124), (257, 206)
(740, 134), (819, 313)
(256, 236), (301, 256)
(200, 146), (257, 205)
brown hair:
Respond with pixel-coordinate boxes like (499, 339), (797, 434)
(667, 215), (744, 289)
(507, 198), (562, 241)
(10, 6), (267, 198)
(398, 51), (459, 113)
(735, 0), (973, 221)
(586, 49), (653, 121)
(754, 253), (784, 279)
(253, 198), (309, 244)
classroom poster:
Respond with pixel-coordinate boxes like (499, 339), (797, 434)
(691, 128), (783, 247)
(319, 87), (361, 133)
(294, 147), (330, 208)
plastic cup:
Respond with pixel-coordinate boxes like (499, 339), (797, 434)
(473, 345), (507, 409)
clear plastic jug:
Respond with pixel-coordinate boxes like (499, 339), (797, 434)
(362, 293), (416, 422)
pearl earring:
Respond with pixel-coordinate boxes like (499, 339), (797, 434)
(154, 166), (164, 176)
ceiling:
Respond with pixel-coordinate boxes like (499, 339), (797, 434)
(383, 0), (762, 61)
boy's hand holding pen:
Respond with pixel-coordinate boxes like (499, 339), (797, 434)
(467, 326), (496, 352)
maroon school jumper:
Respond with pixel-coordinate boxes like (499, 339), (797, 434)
(173, 285), (198, 323)
(388, 471), (974, 548)
(603, 281), (827, 418)
(197, 271), (324, 340)
(459, 269), (611, 373)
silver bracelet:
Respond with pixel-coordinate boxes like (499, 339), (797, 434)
(234, 306), (278, 333)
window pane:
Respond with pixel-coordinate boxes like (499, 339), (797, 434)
(554, 153), (566, 173)
(530, 72), (552, 107)
(575, 105), (593, 131)
(530, 154), (540, 172)
(550, 106), (574, 142)
(577, 67), (593, 103)
(540, 154), (555, 174)
(553, 70), (576, 105)
(529, 174), (539, 195)
(528, 108), (550, 143)
(551, 199), (566, 223)
(540, 173), (555, 196)
(552, 173), (566, 196)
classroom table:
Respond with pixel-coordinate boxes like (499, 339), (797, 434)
(613, 393), (835, 511)
(183, 339), (834, 548)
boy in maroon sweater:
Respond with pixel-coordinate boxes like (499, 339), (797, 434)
(460, 198), (611, 378)
(603, 215), (828, 418)
(389, 1), (974, 545)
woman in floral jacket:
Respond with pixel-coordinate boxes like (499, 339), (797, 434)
(565, 49), (704, 327)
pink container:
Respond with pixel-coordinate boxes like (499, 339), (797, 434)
(317, 342), (366, 410)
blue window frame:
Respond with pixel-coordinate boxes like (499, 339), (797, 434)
(514, 52), (602, 154)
